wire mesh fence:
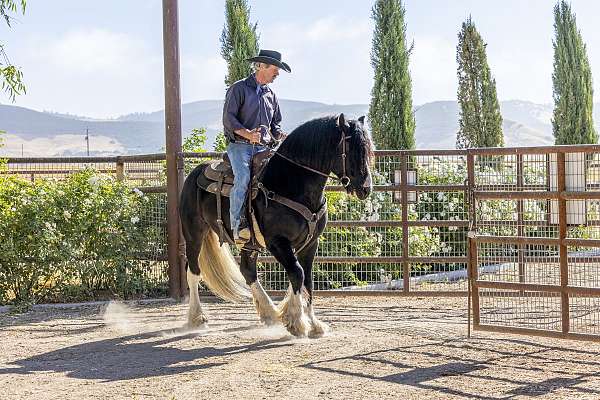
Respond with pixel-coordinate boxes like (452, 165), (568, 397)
(182, 150), (471, 294)
(470, 146), (600, 340)
(5, 145), (600, 340)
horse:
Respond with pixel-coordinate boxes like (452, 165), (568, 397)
(179, 113), (373, 337)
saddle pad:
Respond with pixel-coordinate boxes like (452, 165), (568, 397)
(203, 181), (258, 200)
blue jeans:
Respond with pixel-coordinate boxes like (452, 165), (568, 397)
(227, 142), (267, 234)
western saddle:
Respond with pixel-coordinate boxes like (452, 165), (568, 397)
(197, 149), (328, 255)
(197, 149), (274, 249)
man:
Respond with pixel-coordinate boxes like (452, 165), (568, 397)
(223, 49), (291, 243)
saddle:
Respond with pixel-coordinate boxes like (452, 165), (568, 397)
(197, 149), (274, 247)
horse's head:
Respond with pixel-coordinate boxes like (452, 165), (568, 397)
(334, 113), (373, 200)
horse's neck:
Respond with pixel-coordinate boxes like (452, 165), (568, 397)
(261, 156), (328, 210)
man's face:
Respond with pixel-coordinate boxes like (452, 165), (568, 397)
(258, 64), (280, 84)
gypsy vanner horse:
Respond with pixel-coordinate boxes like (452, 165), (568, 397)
(179, 113), (373, 337)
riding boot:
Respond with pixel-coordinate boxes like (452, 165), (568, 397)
(235, 204), (251, 244)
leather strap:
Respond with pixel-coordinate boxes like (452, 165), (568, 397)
(215, 174), (234, 246)
(257, 182), (327, 255)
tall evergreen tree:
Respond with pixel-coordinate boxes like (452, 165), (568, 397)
(215, 0), (259, 150)
(368, 0), (415, 150)
(552, 0), (596, 145)
(455, 17), (503, 149)
(220, 0), (259, 87)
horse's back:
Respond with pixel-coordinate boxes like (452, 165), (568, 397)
(180, 162), (211, 213)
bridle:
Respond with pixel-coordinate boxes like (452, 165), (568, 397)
(273, 124), (351, 187)
(255, 118), (351, 254)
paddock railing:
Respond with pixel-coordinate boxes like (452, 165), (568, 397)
(5, 145), (600, 340)
(467, 145), (600, 342)
(4, 151), (472, 297)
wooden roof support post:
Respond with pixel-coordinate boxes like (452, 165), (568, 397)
(162, 0), (185, 299)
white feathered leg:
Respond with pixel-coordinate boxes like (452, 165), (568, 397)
(278, 285), (310, 337)
(251, 282), (279, 325)
(186, 269), (208, 328)
(306, 302), (328, 338)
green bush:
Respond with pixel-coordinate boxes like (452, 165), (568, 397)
(0, 170), (163, 305)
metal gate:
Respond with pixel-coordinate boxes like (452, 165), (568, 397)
(467, 145), (600, 341)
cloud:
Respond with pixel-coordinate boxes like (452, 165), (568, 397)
(305, 16), (370, 42)
(15, 29), (164, 118)
(410, 35), (457, 104)
(46, 29), (151, 75)
(181, 55), (227, 104)
(260, 17), (374, 105)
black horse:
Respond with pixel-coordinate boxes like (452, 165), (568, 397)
(179, 113), (373, 337)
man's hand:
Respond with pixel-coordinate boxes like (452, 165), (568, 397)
(234, 128), (261, 144)
(246, 128), (261, 144)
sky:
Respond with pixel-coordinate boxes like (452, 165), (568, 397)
(1, 0), (600, 119)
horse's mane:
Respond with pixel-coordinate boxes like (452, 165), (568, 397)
(277, 116), (343, 173)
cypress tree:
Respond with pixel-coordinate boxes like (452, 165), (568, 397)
(216, 0), (259, 150)
(368, 0), (415, 150)
(456, 17), (503, 149)
(552, 0), (596, 145)
(220, 0), (259, 87)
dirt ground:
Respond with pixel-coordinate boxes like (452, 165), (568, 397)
(1, 296), (600, 400)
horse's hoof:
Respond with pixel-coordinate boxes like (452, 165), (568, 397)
(283, 315), (310, 337)
(308, 320), (329, 338)
(186, 314), (209, 330)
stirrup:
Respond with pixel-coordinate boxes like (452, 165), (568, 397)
(234, 227), (251, 244)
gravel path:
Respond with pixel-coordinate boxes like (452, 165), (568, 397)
(1, 296), (599, 399)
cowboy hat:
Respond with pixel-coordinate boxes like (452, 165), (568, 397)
(246, 49), (291, 73)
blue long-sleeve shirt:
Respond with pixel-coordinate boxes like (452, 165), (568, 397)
(222, 74), (284, 143)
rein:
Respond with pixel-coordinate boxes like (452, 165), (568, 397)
(255, 124), (351, 254)
(273, 127), (351, 187)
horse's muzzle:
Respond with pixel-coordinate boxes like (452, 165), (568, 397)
(354, 186), (371, 200)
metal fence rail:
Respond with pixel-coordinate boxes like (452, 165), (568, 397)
(468, 145), (600, 341)
(4, 150), (471, 296)
(5, 144), (600, 340)
(183, 150), (471, 295)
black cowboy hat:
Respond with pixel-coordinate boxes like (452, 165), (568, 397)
(246, 49), (291, 73)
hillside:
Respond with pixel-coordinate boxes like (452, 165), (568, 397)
(1, 99), (598, 156)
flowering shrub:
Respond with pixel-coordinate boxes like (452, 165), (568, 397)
(0, 170), (163, 305)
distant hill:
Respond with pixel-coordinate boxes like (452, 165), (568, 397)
(2, 99), (599, 156)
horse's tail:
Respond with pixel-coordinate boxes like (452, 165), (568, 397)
(198, 230), (252, 303)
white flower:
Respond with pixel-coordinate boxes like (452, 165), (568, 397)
(132, 188), (144, 197)
(131, 216), (140, 224)
(63, 210), (72, 219)
(11, 207), (16, 212)
(88, 176), (100, 186)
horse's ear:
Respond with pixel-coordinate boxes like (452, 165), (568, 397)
(358, 115), (365, 125)
(336, 113), (349, 130)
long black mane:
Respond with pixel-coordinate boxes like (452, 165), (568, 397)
(276, 116), (343, 174)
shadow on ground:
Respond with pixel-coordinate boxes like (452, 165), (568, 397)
(0, 327), (293, 382)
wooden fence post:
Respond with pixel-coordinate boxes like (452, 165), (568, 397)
(115, 157), (125, 181)
(557, 152), (569, 334)
(401, 154), (409, 293)
(163, 0), (183, 300)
